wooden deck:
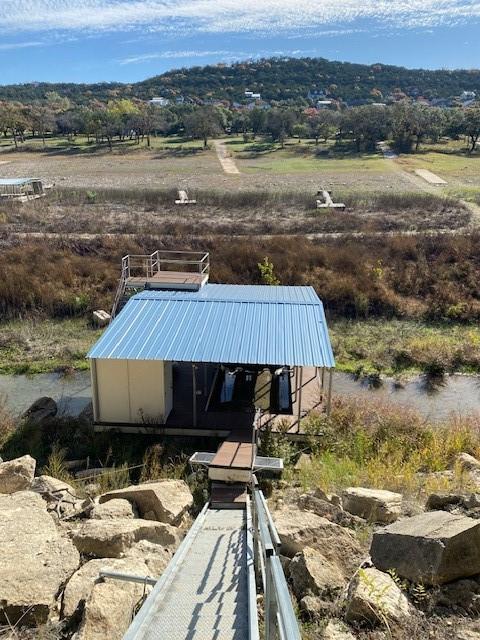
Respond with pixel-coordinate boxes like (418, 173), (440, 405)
(126, 271), (207, 290)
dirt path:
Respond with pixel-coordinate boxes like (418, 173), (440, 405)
(3, 227), (474, 245)
(214, 140), (240, 175)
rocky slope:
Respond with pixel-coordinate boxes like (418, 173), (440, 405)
(2, 452), (480, 638)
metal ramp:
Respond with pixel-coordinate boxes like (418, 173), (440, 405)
(123, 506), (257, 640)
(120, 481), (302, 640)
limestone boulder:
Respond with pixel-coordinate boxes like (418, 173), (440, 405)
(298, 493), (364, 528)
(299, 595), (335, 620)
(371, 511), (480, 585)
(90, 499), (135, 520)
(31, 474), (87, 518)
(342, 487), (402, 524)
(99, 480), (193, 525)
(72, 518), (180, 558)
(456, 453), (480, 473)
(125, 540), (174, 577)
(322, 620), (356, 640)
(0, 454), (36, 494)
(73, 563), (151, 640)
(32, 474), (78, 499)
(0, 491), (80, 625)
(273, 505), (364, 573)
(62, 557), (150, 619)
(426, 492), (463, 511)
(345, 567), (411, 626)
(289, 547), (346, 600)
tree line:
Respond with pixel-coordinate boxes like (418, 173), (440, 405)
(1, 57), (480, 104)
(1, 93), (479, 154)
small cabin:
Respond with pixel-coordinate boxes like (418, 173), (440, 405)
(0, 178), (45, 200)
(88, 252), (335, 437)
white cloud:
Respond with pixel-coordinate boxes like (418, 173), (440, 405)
(0, 40), (44, 50)
(119, 49), (244, 64)
(1, 0), (480, 35)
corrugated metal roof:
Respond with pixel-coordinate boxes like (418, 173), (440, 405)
(88, 284), (335, 368)
(0, 178), (39, 186)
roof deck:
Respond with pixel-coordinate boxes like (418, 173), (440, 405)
(122, 250), (209, 291)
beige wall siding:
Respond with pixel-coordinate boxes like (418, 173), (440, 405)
(128, 360), (164, 423)
(93, 358), (173, 424)
(95, 359), (130, 423)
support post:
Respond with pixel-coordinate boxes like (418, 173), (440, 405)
(327, 368), (333, 416)
(192, 364), (197, 427)
(297, 366), (303, 429)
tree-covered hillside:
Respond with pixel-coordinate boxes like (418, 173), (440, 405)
(1, 57), (480, 104)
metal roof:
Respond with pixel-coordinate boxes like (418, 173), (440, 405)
(0, 178), (39, 186)
(88, 284), (335, 368)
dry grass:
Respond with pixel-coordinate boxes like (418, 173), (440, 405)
(292, 396), (480, 499)
(1, 232), (480, 322)
(0, 188), (470, 237)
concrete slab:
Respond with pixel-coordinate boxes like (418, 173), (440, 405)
(415, 169), (447, 185)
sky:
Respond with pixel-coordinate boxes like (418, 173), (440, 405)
(0, 1), (479, 84)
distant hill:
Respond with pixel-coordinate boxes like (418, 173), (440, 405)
(1, 57), (480, 104)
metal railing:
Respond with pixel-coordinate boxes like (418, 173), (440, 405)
(122, 250), (210, 280)
(111, 250), (210, 318)
(251, 479), (302, 640)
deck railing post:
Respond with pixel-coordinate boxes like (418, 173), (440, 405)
(192, 364), (197, 427)
(265, 559), (276, 640)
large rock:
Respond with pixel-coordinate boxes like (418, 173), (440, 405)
(298, 493), (364, 528)
(32, 474), (78, 499)
(72, 518), (180, 558)
(90, 499), (135, 520)
(31, 474), (86, 518)
(22, 396), (57, 424)
(342, 487), (402, 524)
(99, 480), (193, 525)
(289, 547), (346, 600)
(62, 557), (150, 619)
(125, 540), (174, 577)
(0, 455), (36, 494)
(73, 562), (151, 640)
(0, 491), (80, 625)
(273, 505), (364, 573)
(345, 567), (411, 626)
(323, 620), (356, 640)
(456, 453), (480, 473)
(371, 511), (480, 585)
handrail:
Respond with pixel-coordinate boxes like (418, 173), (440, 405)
(121, 251), (210, 279)
(252, 481), (302, 640)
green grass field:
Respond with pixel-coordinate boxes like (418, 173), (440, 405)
(330, 319), (480, 377)
(1, 316), (478, 377)
(0, 318), (102, 374)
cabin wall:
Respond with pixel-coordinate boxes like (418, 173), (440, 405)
(92, 358), (173, 424)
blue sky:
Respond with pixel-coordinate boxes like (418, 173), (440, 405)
(0, 1), (479, 84)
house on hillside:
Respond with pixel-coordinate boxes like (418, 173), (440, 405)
(149, 97), (170, 107)
(87, 250), (335, 438)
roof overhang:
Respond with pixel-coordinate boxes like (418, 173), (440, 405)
(88, 285), (335, 368)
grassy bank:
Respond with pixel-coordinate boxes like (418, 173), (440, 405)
(0, 316), (478, 378)
(1, 393), (479, 505)
(273, 396), (480, 500)
(330, 319), (480, 377)
(0, 319), (102, 374)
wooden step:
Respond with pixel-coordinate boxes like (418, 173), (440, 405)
(210, 483), (248, 510)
